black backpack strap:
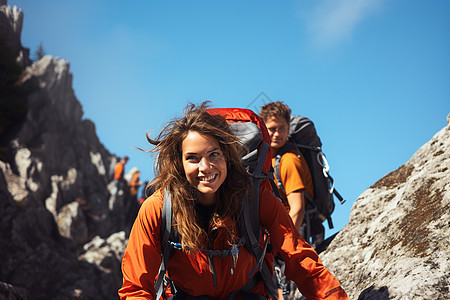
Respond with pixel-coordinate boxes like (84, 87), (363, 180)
(155, 190), (173, 300)
(237, 143), (277, 299)
(273, 143), (298, 195)
(240, 188), (277, 300)
(242, 141), (278, 299)
(273, 155), (285, 195)
(254, 141), (270, 178)
(328, 174), (346, 205)
(302, 193), (314, 245)
(244, 141), (269, 266)
(268, 166), (282, 200)
(228, 274), (268, 300)
(247, 142), (270, 275)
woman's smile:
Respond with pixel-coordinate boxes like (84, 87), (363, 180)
(198, 174), (217, 182)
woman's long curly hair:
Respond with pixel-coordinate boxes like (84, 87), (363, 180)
(147, 102), (252, 251)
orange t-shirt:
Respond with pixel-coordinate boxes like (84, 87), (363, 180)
(272, 150), (314, 210)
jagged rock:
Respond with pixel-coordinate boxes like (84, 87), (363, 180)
(0, 1), (131, 299)
(320, 116), (450, 299)
(0, 282), (27, 300)
(79, 231), (128, 293)
(0, 0), (29, 66)
(5, 46), (119, 239)
(79, 231), (127, 271)
(56, 201), (89, 249)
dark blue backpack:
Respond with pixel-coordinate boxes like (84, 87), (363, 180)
(274, 115), (345, 245)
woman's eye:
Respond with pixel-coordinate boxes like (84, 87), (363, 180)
(186, 156), (198, 162)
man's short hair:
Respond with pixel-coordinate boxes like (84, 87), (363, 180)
(259, 101), (291, 125)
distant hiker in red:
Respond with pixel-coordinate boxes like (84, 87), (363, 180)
(111, 156), (129, 199)
(118, 102), (348, 300)
(114, 156), (129, 180)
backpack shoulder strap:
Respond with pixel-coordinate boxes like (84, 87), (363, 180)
(274, 143), (298, 194)
(154, 190), (172, 300)
(268, 165), (282, 200)
(239, 186), (277, 300)
(238, 140), (277, 298)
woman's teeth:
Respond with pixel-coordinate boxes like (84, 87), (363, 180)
(199, 175), (216, 182)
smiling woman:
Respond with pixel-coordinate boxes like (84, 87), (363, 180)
(143, 102), (250, 253)
(118, 101), (348, 299)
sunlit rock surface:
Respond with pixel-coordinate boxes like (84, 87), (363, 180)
(321, 115), (450, 299)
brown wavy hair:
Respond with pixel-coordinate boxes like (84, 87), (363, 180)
(259, 101), (291, 124)
(147, 102), (252, 251)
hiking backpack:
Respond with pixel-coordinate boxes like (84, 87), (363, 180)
(154, 108), (278, 300)
(274, 115), (346, 244)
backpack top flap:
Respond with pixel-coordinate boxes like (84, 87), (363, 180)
(207, 108), (273, 177)
(229, 122), (262, 172)
(289, 115), (322, 149)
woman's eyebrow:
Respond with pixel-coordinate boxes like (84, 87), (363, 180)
(183, 148), (220, 156)
(183, 151), (198, 156)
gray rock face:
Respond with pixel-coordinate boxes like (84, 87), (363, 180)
(0, 1), (130, 299)
(320, 116), (450, 299)
(4, 53), (121, 240)
(0, 0), (30, 66)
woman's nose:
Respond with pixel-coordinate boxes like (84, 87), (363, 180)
(198, 157), (211, 171)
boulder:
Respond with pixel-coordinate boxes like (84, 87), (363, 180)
(320, 115), (450, 299)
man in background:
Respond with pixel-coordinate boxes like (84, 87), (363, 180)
(260, 101), (314, 300)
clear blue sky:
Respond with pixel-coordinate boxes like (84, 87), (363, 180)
(10, 0), (450, 238)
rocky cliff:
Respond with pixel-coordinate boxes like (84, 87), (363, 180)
(0, 0), (29, 67)
(0, 1), (129, 299)
(320, 117), (450, 299)
(1, 1), (449, 299)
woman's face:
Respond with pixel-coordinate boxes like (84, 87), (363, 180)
(182, 131), (227, 205)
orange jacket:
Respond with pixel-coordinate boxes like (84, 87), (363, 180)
(119, 187), (348, 300)
(114, 162), (125, 180)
